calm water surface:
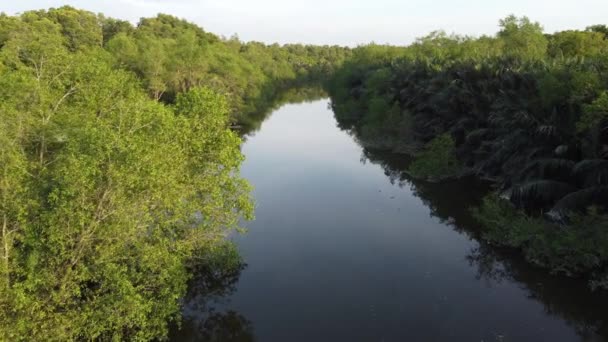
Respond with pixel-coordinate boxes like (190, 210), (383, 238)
(173, 99), (608, 342)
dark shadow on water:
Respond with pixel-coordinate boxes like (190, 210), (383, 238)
(174, 100), (608, 341)
(360, 147), (608, 341)
(169, 261), (255, 342)
(171, 88), (325, 342)
(171, 310), (254, 342)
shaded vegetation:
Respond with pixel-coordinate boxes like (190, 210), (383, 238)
(328, 16), (608, 286)
(408, 134), (462, 180)
(473, 197), (608, 288)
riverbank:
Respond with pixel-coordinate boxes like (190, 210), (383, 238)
(326, 29), (608, 288)
(0, 7), (348, 340)
(172, 99), (608, 341)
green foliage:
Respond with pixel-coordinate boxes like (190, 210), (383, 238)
(473, 196), (608, 288)
(409, 134), (461, 180)
(0, 47), (253, 338)
(579, 91), (608, 133)
(509, 156), (608, 217)
(548, 30), (608, 58)
(0, 7), (336, 340)
(18, 6), (103, 51)
(329, 15), (608, 202)
(587, 25), (608, 38)
(43, 6), (103, 50)
(100, 17), (134, 45)
(328, 15), (608, 282)
(498, 15), (548, 60)
(0, 14), (20, 48)
(101, 14), (350, 114)
(0, 6), (351, 339)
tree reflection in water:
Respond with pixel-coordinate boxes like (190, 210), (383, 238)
(360, 147), (608, 342)
(171, 87), (328, 342)
(174, 107), (608, 341)
(238, 87), (327, 137)
(170, 258), (255, 342)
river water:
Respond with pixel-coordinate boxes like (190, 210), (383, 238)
(172, 99), (608, 342)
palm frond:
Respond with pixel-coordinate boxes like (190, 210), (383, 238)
(554, 144), (569, 157)
(465, 128), (490, 145)
(573, 159), (608, 187)
(537, 125), (559, 138)
(508, 180), (577, 208)
(518, 158), (575, 182)
(550, 186), (608, 217)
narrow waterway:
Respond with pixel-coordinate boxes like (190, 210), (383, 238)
(173, 99), (608, 342)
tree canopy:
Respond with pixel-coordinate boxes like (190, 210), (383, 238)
(327, 15), (608, 288)
(0, 6), (349, 340)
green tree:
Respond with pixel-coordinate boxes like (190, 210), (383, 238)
(0, 7), (351, 339)
(0, 20), (252, 340)
(498, 15), (548, 60)
(409, 134), (462, 180)
(548, 30), (607, 58)
(32, 6), (103, 50)
(100, 16), (134, 45)
(587, 24), (608, 38)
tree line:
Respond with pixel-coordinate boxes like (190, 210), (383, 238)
(0, 6), (348, 340)
(327, 16), (608, 289)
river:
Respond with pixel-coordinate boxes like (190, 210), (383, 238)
(172, 98), (608, 341)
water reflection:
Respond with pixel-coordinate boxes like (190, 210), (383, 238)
(174, 311), (254, 342)
(469, 244), (608, 341)
(360, 148), (488, 231)
(170, 261), (255, 342)
(359, 147), (608, 341)
(238, 87), (327, 136)
(175, 99), (608, 341)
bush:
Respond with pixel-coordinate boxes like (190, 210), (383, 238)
(409, 134), (462, 180)
(473, 195), (608, 288)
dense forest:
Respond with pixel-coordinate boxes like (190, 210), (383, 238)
(0, 6), (348, 340)
(327, 16), (608, 289)
(2, 4), (608, 340)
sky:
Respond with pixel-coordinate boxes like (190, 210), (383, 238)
(3, 0), (608, 46)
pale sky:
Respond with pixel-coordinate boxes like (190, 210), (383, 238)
(3, 0), (608, 46)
